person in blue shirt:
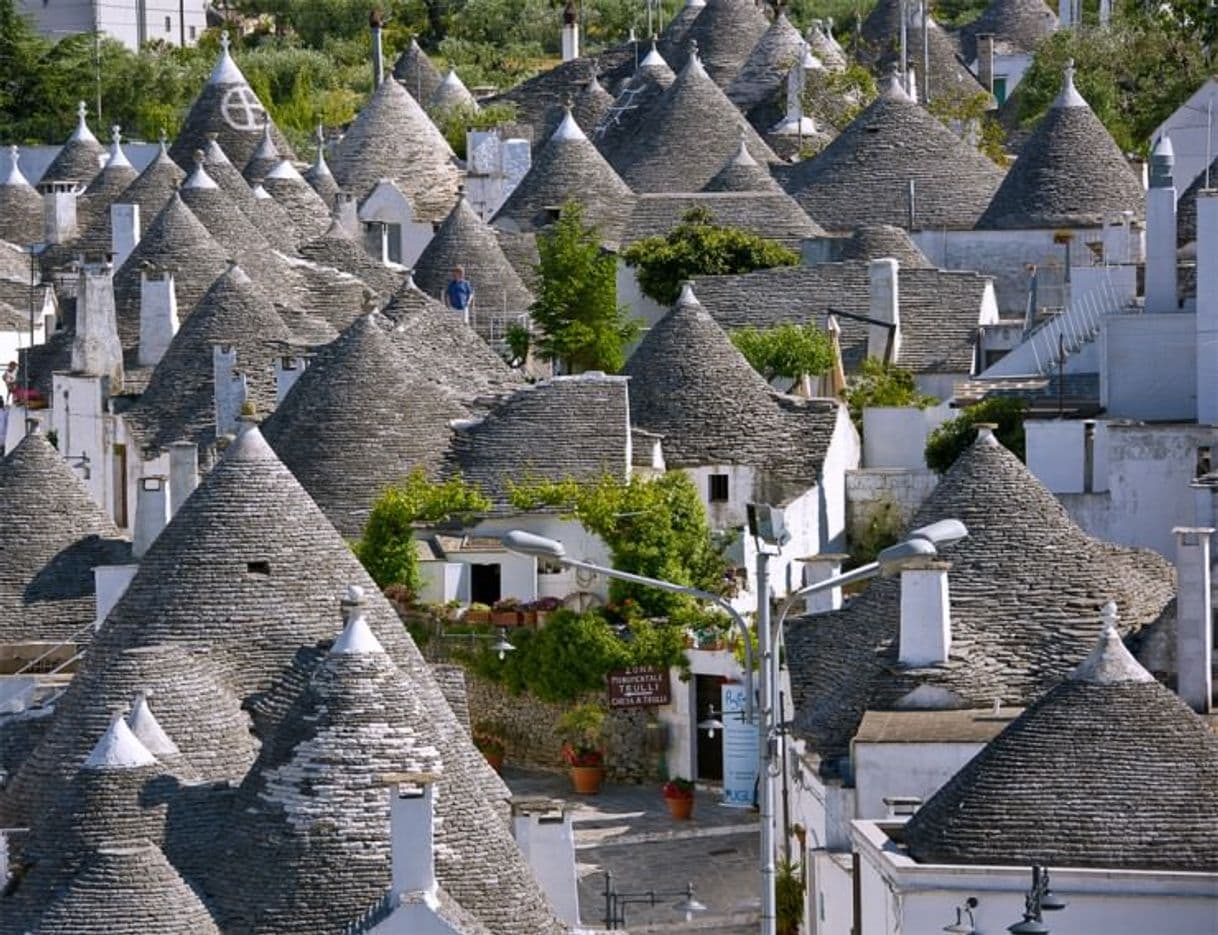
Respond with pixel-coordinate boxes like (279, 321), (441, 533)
(445, 266), (474, 318)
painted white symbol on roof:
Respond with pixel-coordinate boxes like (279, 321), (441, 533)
(221, 87), (266, 132)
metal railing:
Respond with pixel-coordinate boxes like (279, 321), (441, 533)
(1025, 273), (1127, 377)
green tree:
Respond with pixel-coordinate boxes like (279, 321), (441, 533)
(435, 100), (517, 159)
(508, 472), (728, 620)
(530, 201), (639, 373)
(354, 469), (490, 592)
(924, 397), (1025, 473)
(621, 208), (800, 306)
(840, 358), (936, 430)
(730, 323), (834, 383)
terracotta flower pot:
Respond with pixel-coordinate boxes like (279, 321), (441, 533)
(491, 611), (520, 627)
(570, 765), (604, 795)
(665, 795), (694, 820)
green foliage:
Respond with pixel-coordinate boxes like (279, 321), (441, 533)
(840, 358), (937, 431)
(508, 472), (729, 620)
(930, 0), (988, 28)
(848, 497), (903, 567)
(558, 701), (607, 749)
(622, 208), (800, 306)
(927, 91), (1007, 165)
(353, 469), (490, 591)
(435, 100), (517, 158)
(776, 859), (805, 935)
(504, 321), (531, 367)
(801, 63), (877, 132)
(730, 323), (834, 383)
(924, 397), (1026, 474)
(530, 201), (639, 373)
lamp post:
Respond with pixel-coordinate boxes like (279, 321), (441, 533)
(601, 870), (706, 929)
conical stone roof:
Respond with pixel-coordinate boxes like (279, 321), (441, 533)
(122, 263), (292, 452)
(41, 101), (104, 187)
(782, 76), (1004, 231)
(242, 120), (282, 183)
(169, 34), (296, 171)
(0, 146), (45, 249)
(112, 192), (230, 352)
(572, 76), (616, 134)
(393, 37), (445, 103)
(493, 109), (634, 241)
(201, 136), (298, 252)
(261, 158), (334, 242)
(428, 68), (479, 114)
(610, 51), (779, 193)
(1176, 152), (1218, 249)
(976, 64), (1145, 229)
(593, 44), (676, 163)
(959, 0), (1058, 63)
(657, 0), (706, 64)
(0, 431), (130, 645)
(331, 76), (460, 221)
(677, 0), (771, 87)
(297, 218), (405, 300)
(784, 431), (1177, 765)
(805, 20), (848, 70)
(302, 127), (340, 208)
(2, 428), (563, 933)
(727, 12), (807, 112)
(861, 0), (986, 105)
(261, 313), (469, 537)
(837, 223), (933, 267)
(702, 133), (781, 192)
(75, 136), (185, 259)
(77, 128), (138, 238)
(903, 618), (1218, 872)
(412, 193), (534, 312)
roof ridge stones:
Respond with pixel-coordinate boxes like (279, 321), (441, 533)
(902, 611), (1218, 872)
(330, 75), (461, 222)
(303, 125), (341, 208)
(726, 11), (807, 112)
(702, 131), (782, 192)
(296, 218), (405, 300)
(975, 61), (1145, 230)
(242, 119), (282, 184)
(40, 100), (105, 187)
(676, 0), (771, 88)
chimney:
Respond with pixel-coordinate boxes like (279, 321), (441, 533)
(1058, 0), (1073, 27)
(41, 180), (78, 245)
(867, 257), (901, 363)
(93, 563), (138, 627)
(275, 354), (307, 404)
(138, 266), (178, 367)
(1174, 527), (1214, 713)
(1145, 136), (1178, 314)
(370, 9), (384, 87)
(335, 192), (359, 237)
(561, 0), (580, 61)
(388, 777), (439, 895)
(168, 440), (199, 516)
(213, 343), (247, 439)
(132, 475), (170, 559)
(800, 553), (849, 614)
(898, 559), (952, 666)
(1196, 192), (1218, 424)
(110, 202), (140, 268)
(976, 34), (994, 94)
(72, 261), (124, 390)
(513, 798), (580, 925)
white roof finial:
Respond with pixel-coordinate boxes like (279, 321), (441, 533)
(220, 29), (231, 54)
(106, 125), (133, 170)
(677, 280), (698, 305)
(1100, 600), (1118, 633)
(1071, 600), (1155, 684)
(553, 105), (586, 142)
(332, 585), (385, 655)
(182, 150), (219, 190)
(1054, 58), (1086, 108)
(641, 40), (666, 68)
(84, 711), (159, 770)
(209, 30), (246, 85)
(70, 100), (98, 143)
(127, 692), (181, 758)
(1, 145), (30, 188)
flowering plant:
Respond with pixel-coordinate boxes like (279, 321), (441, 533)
(562, 742), (603, 767)
(662, 777), (695, 799)
(473, 731), (506, 758)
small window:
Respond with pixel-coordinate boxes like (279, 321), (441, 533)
(708, 474), (729, 503)
(189, 25), (197, 39)
(992, 76), (1008, 106)
(1197, 446), (1213, 479)
(165, 16), (172, 32)
(247, 561), (271, 576)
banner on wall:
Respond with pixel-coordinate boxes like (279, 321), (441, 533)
(721, 681), (758, 809)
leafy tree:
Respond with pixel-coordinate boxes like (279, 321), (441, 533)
(924, 397), (1026, 473)
(801, 62), (877, 132)
(621, 208), (800, 306)
(508, 472), (729, 620)
(730, 323), (834, 383)
(530, 201), (639, 373)
(435, 100), (517, 159)
(840, 358), (936, 430)
(354, 469), (490, 592)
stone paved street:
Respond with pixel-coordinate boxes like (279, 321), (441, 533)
(503, 767), (761, 933)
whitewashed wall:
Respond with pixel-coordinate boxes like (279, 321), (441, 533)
(1102, 312), (1197, 421)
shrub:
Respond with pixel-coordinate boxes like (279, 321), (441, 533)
(924, 397), (1027, 474)
(840, 358), (936, 432)
(730, 322), (834, 383)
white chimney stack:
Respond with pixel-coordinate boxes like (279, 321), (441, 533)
(168, 440), (199, 516)
(335, 192), (359, 237)
(1173, 527), (1214, 713)
(867, 257), (901, 363)
(561, 0), (580, 61)
(41, 180), (78, 245)
(138, 266), (178, 367)
(110, 202), (140, 269)
(800, 553), (849, 614)
(513, 798), (580, 925)
(370, 10), (384, 87)
(274, 354), (307, 404)
(1196, 192), (1218, 424)
(213, 343), (247, 439)
(72, 261), (124, 390)
(898, 559), (952, 667)
(132, 475), (170, 559)
(1145, 136), (1178, 313)
(389, 779), (438, 896)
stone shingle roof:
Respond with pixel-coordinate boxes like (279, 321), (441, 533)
(393, 37), (445, 104)
(0, 147), (43, 245)
(242, 120), (282, 184)
(958, 0), (1058, 63)
(622, 191), (823, 247)
(805, 20), (848, 70)
(609, 51), (780, 193)
(169, 38), (296, 171)
(676, 0), (771, 88)
(784, 432), (1177, 769)
(693, 262), (990, 374)
(836, 224), (933, 267)
(976, 66), (1145, 229)
(592, 45), (676, 165)
(902, 623), (1218, 872)
(726, 12), (806, 112)
(622, 283), (837, 489)
(429, 68), (479, 114)
(493, 109), (635, 243)
(282, 252), (372, 336)
(201, 137), (299, 253)
(412, 192), (534, 314)
(331, 76), (461, 222)
(122, 263), (292, 453)
(76, 131), (138, 244)
(261, 313), (470, 537)
(657, 0), (706, 65)
(444, 373), (632, 510)
(0, 432), (130, 645)
(40, 104), (104, 187)
(259, 158), (332, 242)
(702, 135), (783, 192)
(303, 136), (341, 209)
(781, 77), (1005, 231)
(297, 218), (404, 300)
(860, 0), (986, 105)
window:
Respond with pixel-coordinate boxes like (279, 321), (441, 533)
(992, 76), (1008, 106)
(247, 561), (271, 575)
(165, 16), (172, 32)
(189, 25), (197, 39)
(708, 474), (729, 503)
(1198, 446), (1213, 479)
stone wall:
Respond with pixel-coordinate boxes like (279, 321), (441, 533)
(462, 671), (658, 783)
(846, 469), (939, 545)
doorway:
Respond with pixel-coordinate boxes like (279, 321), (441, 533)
(470, 563), (501, 606)
(695, 675), (724, 781)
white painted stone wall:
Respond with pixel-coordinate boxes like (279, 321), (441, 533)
(468, 514), (614, 605)
(1102, 312), (1197, 421)
(358, 179), (434, 269)
(845, 469), (939, 544)
(18, 0), (209, 51)
(852, 741), (987, 820)
(617, 261), (669, 340)
(862, 405), (952, 470)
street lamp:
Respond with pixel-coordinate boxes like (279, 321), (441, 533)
(601, 870), (706, 929)
(490, 627), (516, 661)
(1008, 866), (1067, 934)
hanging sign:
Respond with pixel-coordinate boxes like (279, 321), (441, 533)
(607, 666), (671, 708)
(721, 681), (758, 809)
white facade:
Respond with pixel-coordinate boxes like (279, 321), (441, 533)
(861, 404), (953, 470)
(359, 180), (435, 269)
(18, 0), (210, 51)
(1151, 77), (1218, 192)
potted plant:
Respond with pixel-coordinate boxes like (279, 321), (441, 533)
(776, 858), (804, 935)
(530, 596), (562, 627)
(464, 602), (491, 626)
(492, 597), (522, 627)
(473, 723), (507, 773)
(558, 702), (606, 794)
(662, 777), (696, 820)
